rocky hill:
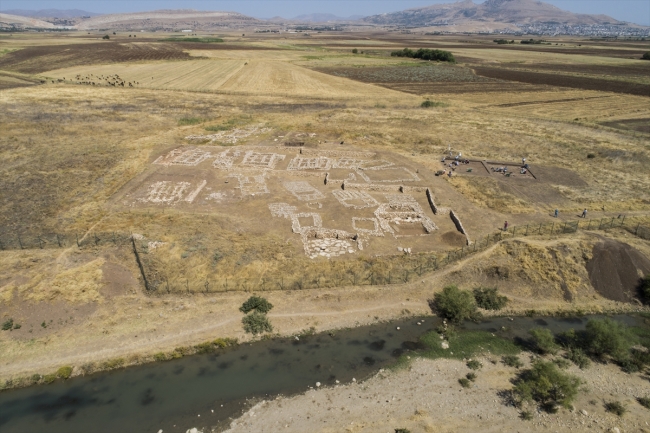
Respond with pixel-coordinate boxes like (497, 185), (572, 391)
(362, 0), (622, 27)
(0, 13), (55, 29)
(75, 9), (259, 31)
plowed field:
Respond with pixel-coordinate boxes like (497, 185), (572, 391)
(0, 42), (190, 74)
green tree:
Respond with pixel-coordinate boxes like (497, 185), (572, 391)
(430, 285), (477, 323)
(514, 361), (581, 410)
(584, 318), (634, 361)
(529, 328), (560, 355)
(352, 48), (358, 54)
(242, 311), (273, 335)
(473, 287), (508, 310)
(240, 296), (274, 314)
(642, 52), (650, 60)
(102, 35), (110, 40)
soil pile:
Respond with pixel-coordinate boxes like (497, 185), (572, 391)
(586, 238), (650, 303)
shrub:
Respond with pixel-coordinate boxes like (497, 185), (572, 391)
(242, 311), (273, 335)
(604, 401), (626, 416)
(466, 372), (477, 381)
(502, 355), (523, 368)
(213, 337), (238, 348)
(178, 117), (203, 126)
(473, 287), (508, 310)
(30, 374), (41, 384)
(458, 377), (471, 388)
(430, 285), (477, 324)
(42, 373), (57, 384)
(240, 296), (274, 314)
(529, 328), (560, 355)
(56, 366), (73, 379)
(584, 318), (635, 361)
(467, 360), (482, 370)
(421, 100), (446, 108)
(520, 410), (533, 420)
(2, 318), (13, 331)
(642, 52), (650, 60)
(514, 361), (581, 410)
(352, 48), (358, 54)
(587, 153), (596, 159)
(195, 342), (215, 354)
(153, 352), (167, 362)
(638, 397), (650, 409)
(566, 348), (591, 369)
(553, 358), (571, 369)
(102, 35), (110, 40)
(395, 429), (411, 433)
(102, 357), (125, 370)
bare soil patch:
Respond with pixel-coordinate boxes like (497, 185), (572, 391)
(0, 42), (190, 74)
(473, 66), (650, 97)
(586, 237), (650, 303)
(600, 118), (650, 134)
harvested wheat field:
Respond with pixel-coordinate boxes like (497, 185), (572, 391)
(0, 26), (649, 433)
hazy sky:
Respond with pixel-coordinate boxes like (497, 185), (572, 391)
(1, 0), (649, 25)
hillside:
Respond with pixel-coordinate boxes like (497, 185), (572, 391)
(291, 13), (362, 23)
(75, 9), (259, 30)
(362, 0), (622, 27)
(1, 9), (99, 18)
(0, 12), (55, 29)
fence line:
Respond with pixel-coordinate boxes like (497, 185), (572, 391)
(1, 216), (648, 294)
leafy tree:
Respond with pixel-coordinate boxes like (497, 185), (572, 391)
(352, 48), (358, 54)
(584, 318), (635, 361)
(102, 35), (110, 40)
(240, 296), (274, 314)
(242, 311), (273, 335)
(642, 52), (650, 60)
(514, 361), (581, 410)
(473, 287), (508, 310)
(430, 285), (477, 323)
(529, 328), (560, 355)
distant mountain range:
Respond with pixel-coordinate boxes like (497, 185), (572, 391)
(362, 0), (622, 27)
(290, 13), (364, 23)
(1, 2), (646, 33)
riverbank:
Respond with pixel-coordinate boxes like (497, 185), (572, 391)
(223, 355), (650, 433)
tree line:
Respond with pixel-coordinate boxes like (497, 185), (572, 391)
(390, 48), (456, 63)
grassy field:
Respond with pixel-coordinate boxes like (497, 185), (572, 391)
(0, 30), (649, 385)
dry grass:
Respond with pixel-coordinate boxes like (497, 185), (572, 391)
(447, 176), (534, 214)
(30, 258), (105, 303)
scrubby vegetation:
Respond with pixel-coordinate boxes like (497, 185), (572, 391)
(242, 311), (273, 335)
(56, 366), (73, 380)
(420, 99), (447, 108)
(240, 296), (274, 314)
(502, 354), (523, 368)
(458, 377), (471, 388)
(430, 285), (478, 323)
(467, 360), (482, 370)
(605, 401), (626, 416)
(514, 361), (581, 411)
(493, 39), (514, 44)
(390, 48), (455, 63)
(420, 329), (520, 360)
(638, 397), (650, 409)
(178, 117), (204, 126)
(520, 39), (547, 45)
(473, 287), (508, 310)
(642, 52), (650, 60)
(529, 328), (560, 355)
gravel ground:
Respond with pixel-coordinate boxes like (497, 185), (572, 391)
(221, 356), (650, 433)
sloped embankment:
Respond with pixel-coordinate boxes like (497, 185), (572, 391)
(586, 238), (650, 303)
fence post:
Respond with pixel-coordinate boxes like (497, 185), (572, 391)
(525, 224), (529, 236)
(598, 218), (603, 230)
(56, 233), (62, 247)
(131, 235), (151, 292)
(512, 226), (516, 237)
(486, 234), (489, 246)
(38, 235), (43, 249)
(551, 222), (554, 234)
(76, 233), (80, 248)
(636, 223), (640, 236)
(0, 238), (4, 250)
(587, 219), (592, 230)
(94, 233), (99, 245)
(610, 217), (614, 228)
(620, 215), (625, 226)
(113, 232), (117, 245)
(538, 223), (542, 235)
(18, 234), (23, 249)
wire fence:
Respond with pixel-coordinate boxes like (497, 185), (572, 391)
(1, 216), (648, 294)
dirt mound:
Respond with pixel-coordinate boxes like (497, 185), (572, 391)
(441, 230), (467, 247)
(586, 238), (650, 303)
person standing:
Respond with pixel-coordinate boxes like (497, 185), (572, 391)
(581, 209), (587, 218)
(504, 221), (509, 231)
(554, 209), (559, 218)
